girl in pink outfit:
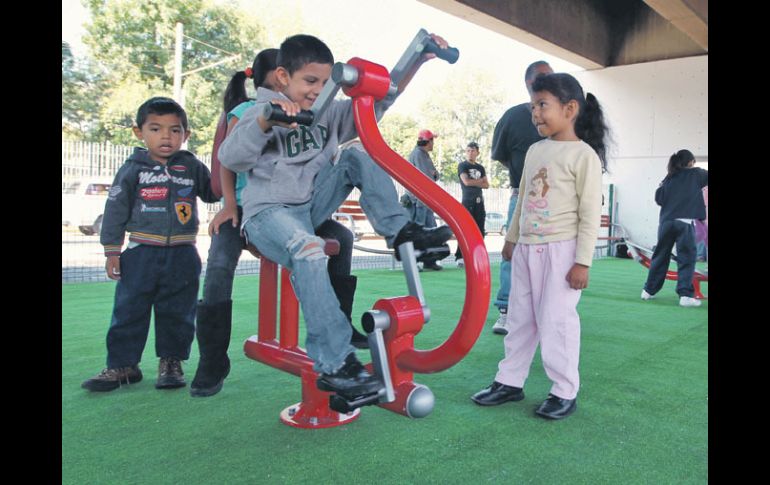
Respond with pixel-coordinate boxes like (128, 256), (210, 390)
(471, 73), (610, 420)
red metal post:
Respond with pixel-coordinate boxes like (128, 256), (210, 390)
(279, 267), (300, 348)
(351, 85), (490, 373)
(257, 258), (278, 341)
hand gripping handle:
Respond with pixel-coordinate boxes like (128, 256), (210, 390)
(261, 103), (315, 126)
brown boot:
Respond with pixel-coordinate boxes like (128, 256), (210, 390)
(156, 358), (186, 389)
(81, 366), (143, 392)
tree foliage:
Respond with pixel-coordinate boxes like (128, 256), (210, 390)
(415, 69), (509, 187)
(379, 113), (420, 162)
(76, 0), (267, 153)
(62, 41), (108, 140)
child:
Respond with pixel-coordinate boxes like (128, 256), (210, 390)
(218, 34), (453, 396)
(191, 49), (365, 398)
(82, 97), (219, 392)
(641, 149), (708, 307)
(470, 73), (609, 420)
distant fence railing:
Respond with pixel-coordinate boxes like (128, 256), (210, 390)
(62, 140), (213, 190)
(62, 140), (513, 283)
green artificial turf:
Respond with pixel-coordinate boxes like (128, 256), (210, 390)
(62, 258), (707, 484)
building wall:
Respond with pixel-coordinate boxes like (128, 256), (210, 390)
(572, 55), (708, 248)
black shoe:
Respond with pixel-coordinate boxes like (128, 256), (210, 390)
(535, 394), (577, 419)
(317, 353), (383, 396)
(471, 381), (524, 406)
(422, 260), (443, 271)
(393, 222), (453, 261)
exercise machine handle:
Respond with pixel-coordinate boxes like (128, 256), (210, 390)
(261, 103), (315, 126)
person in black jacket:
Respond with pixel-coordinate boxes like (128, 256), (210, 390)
(641, 149), (708, 307)
(489, 60), (553, 334)
(82, 97), (220, 392)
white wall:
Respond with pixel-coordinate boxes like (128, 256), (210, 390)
(572, 55), (708, 248)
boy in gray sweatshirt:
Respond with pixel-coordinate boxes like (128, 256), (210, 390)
(219, 34), (452, 396)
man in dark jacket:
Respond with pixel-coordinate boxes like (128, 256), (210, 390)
(489, 61), (553, 334)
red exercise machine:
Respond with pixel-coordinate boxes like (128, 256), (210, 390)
(245, 30), (491, 428)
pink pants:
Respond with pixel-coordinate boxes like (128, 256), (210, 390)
(495, 239), (582, 400)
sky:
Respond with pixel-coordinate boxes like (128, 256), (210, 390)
(62, 0), (583, 117)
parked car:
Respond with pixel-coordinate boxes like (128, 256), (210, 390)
(485, 212), (508, 235)
(62, 178), (114, 235)
(62, 177), (210, 236)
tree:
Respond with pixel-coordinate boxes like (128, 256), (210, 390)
(415, 69), (508, 187)
(62, 41), (108, 140)
(79, 0), (267, 153)
(379, 113), (420, 162)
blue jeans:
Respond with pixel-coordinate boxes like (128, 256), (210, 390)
(106, 245), (201, 368)
(242, 147), (409, 373)
(202, 207), (354, 304)
(494, 191), (518, 311)
(643, 220), (697, 297)
(202, 207), (245, 304)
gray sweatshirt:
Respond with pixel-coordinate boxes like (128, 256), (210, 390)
(218, 86), (395, 223)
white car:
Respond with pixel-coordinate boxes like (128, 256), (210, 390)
(62, 177), (211, 236)
(62, 178), (114, 235)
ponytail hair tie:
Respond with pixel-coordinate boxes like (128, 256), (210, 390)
(244, 67), (253, 78)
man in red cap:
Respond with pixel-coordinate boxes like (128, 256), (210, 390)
(405, 129), (444, 270)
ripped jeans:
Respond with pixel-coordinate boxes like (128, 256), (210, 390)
(242, 147), (410, 373)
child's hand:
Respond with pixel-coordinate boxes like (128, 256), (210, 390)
(425, 34), (449, 60)
(566, 263), (590, 290)
(105, 255), (121, 281)
(209, 205), (239, 236)
(502, 241), (515, 261)
(261, 98), (300, 130)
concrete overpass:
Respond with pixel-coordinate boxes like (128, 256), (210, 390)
(419, 0), (707, 69)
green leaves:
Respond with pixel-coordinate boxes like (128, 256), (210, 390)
(67, 0), (267, 154)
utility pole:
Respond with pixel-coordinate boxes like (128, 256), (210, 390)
(172, 21), (238, 108)
(173, 22), (184, 107)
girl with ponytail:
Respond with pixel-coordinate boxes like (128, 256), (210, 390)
(191, 48), (362, 398)
(471, 72), (610, 420)
(641, 149), (708, 307)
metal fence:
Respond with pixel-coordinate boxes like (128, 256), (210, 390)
(62, 140), (513, 283)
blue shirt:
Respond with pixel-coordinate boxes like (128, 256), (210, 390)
(227, 100), (256, 206)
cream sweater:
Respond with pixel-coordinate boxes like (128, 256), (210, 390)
(504, 139), (603, 266)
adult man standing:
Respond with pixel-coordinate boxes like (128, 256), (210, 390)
(490, 60), (553, 334)
(454, 141), (489, 267)
(407, 129), (443, 271)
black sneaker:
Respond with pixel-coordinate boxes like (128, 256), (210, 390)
(81, 366), (143, 392)
(392, 222), (453, 261)
(156, 358), (186, 389)
(422, 260), (443, 271)
(317, 353), (382, 396)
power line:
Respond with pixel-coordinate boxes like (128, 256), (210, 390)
(180, 32), (238, 57)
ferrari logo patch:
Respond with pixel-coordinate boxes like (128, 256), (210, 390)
(175, 202), (193, 224)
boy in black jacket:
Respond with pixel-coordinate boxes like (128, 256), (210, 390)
(82, 97), (219, 392)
